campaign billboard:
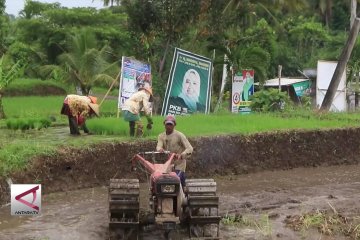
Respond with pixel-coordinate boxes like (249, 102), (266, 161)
(161, 48), (212, 116)
(231, 70), (254, 114)
(118, 57), (152, 109)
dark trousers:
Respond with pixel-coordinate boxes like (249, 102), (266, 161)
(68, 116), (89, 135)
(129, 121), (135, 136)
(175, 170), (186, 187)
(68, 116), (80, 135)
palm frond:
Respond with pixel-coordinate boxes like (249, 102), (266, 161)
(0, 56), (22, 91)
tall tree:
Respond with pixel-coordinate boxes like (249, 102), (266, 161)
(20, 0), (60, 19)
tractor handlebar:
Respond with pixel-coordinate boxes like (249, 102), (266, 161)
(138, 151), (171, 155)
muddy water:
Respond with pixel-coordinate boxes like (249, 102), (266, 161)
(1, 164), (360, 240)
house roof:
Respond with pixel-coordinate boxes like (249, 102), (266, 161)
(255, 78), (309, 86)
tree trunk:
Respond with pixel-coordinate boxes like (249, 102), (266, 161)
(158, 39), (170, 78)
(355, 91), (359, 109)
(0, 92), (6, 119)
(320, 18), (360, 111)
(351, 0), (357, 28)
(324, 0), (332, 27)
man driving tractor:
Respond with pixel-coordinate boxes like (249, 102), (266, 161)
(156, 115), (193, 187)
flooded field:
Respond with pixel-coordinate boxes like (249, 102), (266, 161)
(1, 164), (360, 240)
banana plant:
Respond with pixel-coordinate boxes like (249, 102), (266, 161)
(0, 55), (22, 119)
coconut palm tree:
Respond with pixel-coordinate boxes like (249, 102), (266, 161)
(223, 0), (308, 27)
(41, 28), (118, 95)
(209, 34), (271, 84)
(0, 55), (22, 119)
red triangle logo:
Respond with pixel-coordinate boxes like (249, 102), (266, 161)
(15, 185), (40, 211)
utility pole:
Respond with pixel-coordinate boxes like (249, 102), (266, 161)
(320, 18), (360, 111)
(351, 0), (358, 110)
(355, 71), (359, 109)
(278, 65), (282, 92)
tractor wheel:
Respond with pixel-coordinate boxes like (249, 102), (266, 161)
(185, 179), (221, 239)
(108, 179), (140, 240)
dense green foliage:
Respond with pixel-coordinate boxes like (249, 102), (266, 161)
(250, 89), (291, 112)
(0, 0), (359, 113)
(4, 78), (67, 96)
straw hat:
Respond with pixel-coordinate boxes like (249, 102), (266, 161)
(88, 103), (100, 116)
(88, 96), (97, 104)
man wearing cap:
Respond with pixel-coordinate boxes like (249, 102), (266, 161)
(122, 86), (153, 137)
(61, 94), (99, 135)
(156, 115), (193, 187)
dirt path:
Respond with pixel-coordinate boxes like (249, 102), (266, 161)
(1, 164), (360, 240)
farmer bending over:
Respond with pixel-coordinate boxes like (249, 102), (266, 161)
(61, 95), (99, 135)
(122, 86), (153, 137)
(156, 115), (193, 187)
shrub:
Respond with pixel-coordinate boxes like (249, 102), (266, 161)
(250, 89), (291, 112)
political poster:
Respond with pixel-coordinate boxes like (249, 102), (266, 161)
(231, 70), (254, 114)
(161, 48), (212, 116)
(118, 57), (151, 109)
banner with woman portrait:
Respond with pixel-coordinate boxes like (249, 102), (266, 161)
(231, 70), (254, 114)
(161, 48), (213, 116)
(118, 56), (152, 109)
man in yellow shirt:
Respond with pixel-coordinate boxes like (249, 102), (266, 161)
(156, 115), (193, 187)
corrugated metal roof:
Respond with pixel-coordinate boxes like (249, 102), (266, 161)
(255, 78), (309, 86)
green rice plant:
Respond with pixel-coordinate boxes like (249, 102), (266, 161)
(85, 111), (360, 138)
(301, 210), (326, 229)
(222, 213), (272, 237)
(5, 118), (52, 130)
(3, 95), (118, 121)
(87, 117), (128, 135)
(221, 213), (242, 225)
(294, 209), (359, 238)
(253, 214), (273, 237)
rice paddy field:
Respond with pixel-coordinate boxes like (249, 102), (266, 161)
(1, 95), (360, 177)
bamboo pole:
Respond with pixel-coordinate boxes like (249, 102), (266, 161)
(99, 71), (121, 107)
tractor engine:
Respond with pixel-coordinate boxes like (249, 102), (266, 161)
(150, 172), (181, 217)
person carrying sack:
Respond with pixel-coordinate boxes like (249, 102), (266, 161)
(122, 86), (153, 137)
